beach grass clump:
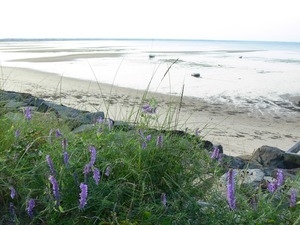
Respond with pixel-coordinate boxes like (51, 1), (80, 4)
(0, 104), (300, 224)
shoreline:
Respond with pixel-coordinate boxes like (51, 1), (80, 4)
(1, 66), (300, 156)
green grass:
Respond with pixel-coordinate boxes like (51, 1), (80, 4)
(0, 101), (299, 225)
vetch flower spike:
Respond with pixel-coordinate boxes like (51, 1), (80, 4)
(93, 168), (101, 185)
(79, 183), (88, 210)
(105, 166), (111, 177)
(26, 198), (35, 218)
(63, 151), (69, 168)
(9, 186), (16, 199)
(211, 147), (220, 159)
(89, 146), (97, 166)
(156, 134), (163, 148)
(62, 138), (68, 151)
(24, 107), (32, 120)
(276, 169), (284, 187)
(161, 193), (167, 207)
(46, 155), (56, 175)
(227, 169), (236, 210)
(290, 188), (297, 207)
(49, 175), (60, 206)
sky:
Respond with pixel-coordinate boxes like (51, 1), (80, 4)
(1, 0), (300, 42)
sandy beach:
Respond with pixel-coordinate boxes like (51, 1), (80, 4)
(1, 65), (300, 156)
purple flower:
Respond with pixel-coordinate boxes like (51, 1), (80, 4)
(62, 138), (68, 151)
(24, 107), (32, 120)
(290, 188), (297, 207)
(89, 146), (97, 166)
(96, 117), (103, 124)
(142, 141), (147, 149)
(146, 134), (152, 142)
(26, 198), (35, 218)
(227, 169), (236, 210)
(15, 129), (20, 138)
(63, 151), (69, 168)
(211, 147), (220, 159)
(49, 175), (60, 206)
(9, 186), (16, 199)
(105, 166), (111, 177)
(142, 104), (156, 114)
(93, 168), (101, 185)
(267, 181), (277, 193)
(83, 163), (91, 176)
(46, 155), (56, 175)
(79, 183), (88, 210)
(161, 193), (167, 207)
(276, 169), (284, 187)
(55, 129), (63, 138)
(156, 134), (163, 147)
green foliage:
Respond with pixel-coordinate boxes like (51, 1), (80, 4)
(0, 109), (299, 225)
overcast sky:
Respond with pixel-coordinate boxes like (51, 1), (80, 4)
(1, 0), (300, 42)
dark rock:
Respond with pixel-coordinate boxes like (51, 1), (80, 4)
(287, 141), (300, 153)
(251, 145), (285, 169)
(284, 152), (300, 169)
(222, 155), (245, 169)
(191, 73), (201, 78)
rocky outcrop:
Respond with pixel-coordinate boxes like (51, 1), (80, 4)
(0, 90), (105, 130)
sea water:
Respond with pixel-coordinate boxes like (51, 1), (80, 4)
(1, 39), (300, 115)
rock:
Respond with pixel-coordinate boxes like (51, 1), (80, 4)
(251, 145), (285, 169)
(283, 152), (300, 168)
(287, 141), (300, 153)
(222, 155), (245, 169)
(4, 100), (26, 109)
(191, 73), (201, 78)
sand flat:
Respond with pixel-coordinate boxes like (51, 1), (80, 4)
(1, 66), (300, 156)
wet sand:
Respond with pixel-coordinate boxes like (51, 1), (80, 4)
(1, 66), (300, 156)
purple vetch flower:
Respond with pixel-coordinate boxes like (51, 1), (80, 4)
(79, 183), (88, 210)
(227, 169), (236, 210)
(89, 146), (97, 166)
(83, 163), (91, 177)
(146, 134), (152, 142)
(96, 117), (104, 124)
(142, 104), (156, 114)
(211, 147), (220, 159)
(55, 129), (63, 138)
(93, 168), (101, 185)
(267, 181), (277, 193)
(46, 155), (56, 175)
(62, 138), (68, 151)
(290, 188), (297, 207)
(161, 193), (167, 207)
(105, 166), (111, 177)
(26, 198), (35, 218)
(156, 134), (163, 147)
(24, 107), (32, 120)
(15, 129), (20, 138)
(141, 141), (147, 149)
(63, 151), (69, 168)
(9, 186), (16, 199)
(276, 169), (284, 187)
(49, 175), (60, 206)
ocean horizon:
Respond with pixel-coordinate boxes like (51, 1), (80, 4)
(1, 38), (300, 116)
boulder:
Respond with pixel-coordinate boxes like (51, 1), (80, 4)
(251, 145), (285, 169)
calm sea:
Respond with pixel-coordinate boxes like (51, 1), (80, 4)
(1, 39), (300, 115)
